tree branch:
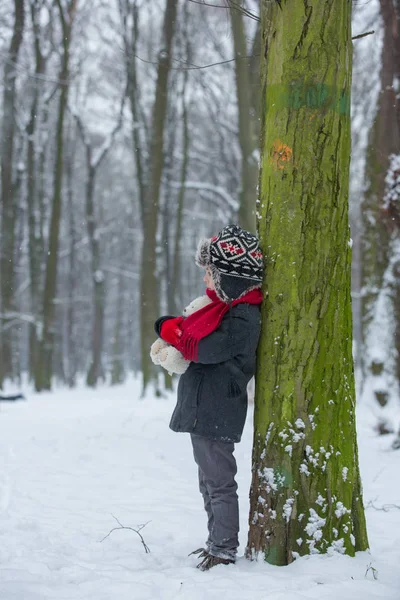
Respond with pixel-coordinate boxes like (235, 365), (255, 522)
(100, 515), (151, 553)
(352, 30), (375, 41)
(188, 0), (260, 22)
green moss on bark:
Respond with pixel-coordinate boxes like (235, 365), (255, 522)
(247, 0), (369, 565)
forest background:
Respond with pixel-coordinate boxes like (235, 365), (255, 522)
(0, 0), (399, 440)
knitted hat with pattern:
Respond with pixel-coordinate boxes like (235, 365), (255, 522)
(195, 224), (264, 301)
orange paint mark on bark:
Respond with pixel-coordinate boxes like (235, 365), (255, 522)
(270, 139), (293, 170)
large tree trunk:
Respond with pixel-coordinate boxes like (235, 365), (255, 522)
(247, 0), (369, 565)
(139, 0), (178, 393)
(229, 1), (258, 233)
(35, 0), (78, 391)
(0, 0), (25, 386)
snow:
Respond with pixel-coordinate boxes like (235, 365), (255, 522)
(305, 509), (326, 541)
(283, 497), (295, 522)
(335, 502), (351, 519)
(285, 444), (293, 457)
(0, 379), (399, 600)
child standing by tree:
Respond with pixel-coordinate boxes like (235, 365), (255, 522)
(154, 224), (263, 570)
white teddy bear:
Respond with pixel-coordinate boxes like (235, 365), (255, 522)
(150, 294), (212, 375)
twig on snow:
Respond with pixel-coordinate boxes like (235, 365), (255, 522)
(365, 500), (400, 512)
(100, 514), (151, 553)
(365, 562), (378, 580)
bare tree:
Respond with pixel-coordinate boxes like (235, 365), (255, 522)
(0, 0), (25, 387)
(229, 0), (258, 232)
(35, 0), (79, 391)
(120, 0), (179, 393)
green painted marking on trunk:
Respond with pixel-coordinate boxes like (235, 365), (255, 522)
(275, 465), (292, 488)
(266, 83), (350, 115)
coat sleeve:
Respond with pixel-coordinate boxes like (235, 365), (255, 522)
(154, 315), (177, 337)
(193, 311), (251, 364)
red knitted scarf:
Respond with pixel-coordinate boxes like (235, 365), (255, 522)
(176, 287), (263, 362)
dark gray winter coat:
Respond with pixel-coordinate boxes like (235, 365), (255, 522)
(155, 303), (261, 443)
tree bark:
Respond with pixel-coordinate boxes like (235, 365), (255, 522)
(247, 0), (369, 565)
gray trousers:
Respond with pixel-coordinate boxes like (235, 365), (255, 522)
(190, 433), (239, 560)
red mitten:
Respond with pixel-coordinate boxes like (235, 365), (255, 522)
(160, 316), (184, 346)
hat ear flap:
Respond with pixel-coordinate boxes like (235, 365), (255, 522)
(195, 238), (211, 267)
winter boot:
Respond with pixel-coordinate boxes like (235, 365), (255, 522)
(196, 554), (235, 571)
(188, 547), (208, 559)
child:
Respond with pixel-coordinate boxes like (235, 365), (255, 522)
(154, 224), (263, 570)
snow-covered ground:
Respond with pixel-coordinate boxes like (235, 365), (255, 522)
(0, 378), (399, 600)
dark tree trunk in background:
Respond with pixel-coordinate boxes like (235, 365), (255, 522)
(229, 1), (258, 233)
(84, 164), (106, 387)
(74, 100), (124, 387)
(26, 0), (47, 382)
(171, 87), (190, 315)
(139, 0), (178, 394)
(111, 275), (125, 385)
(170, 1), (191, 317)
(65, 139), (77, 387)
(0, 0), (25, 387)
(249, 18), (261, 129)
(361, 0), (400, 406)
(247, 0), (368, 565)
(35, 0), (78, 391)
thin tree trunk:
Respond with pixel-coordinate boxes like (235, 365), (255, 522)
(171, 5), (191, 316)
(171, 90), (190, 315)
(229, 1), (258, 233)
(27, 0), (47, 381)
(249, 18), (261, 128)
(139, 0), (179, 393)
(35, 0), (78, 391)
(85, 165), (106, 387)
(0, 0), (25, 386)
(247, 0), (369, 565)
(73, 94), (124, 387)
(65, 139), (77, 387)
(111, 275), (125, 385)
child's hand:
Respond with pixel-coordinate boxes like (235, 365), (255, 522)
(160, 316), (184, 346)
